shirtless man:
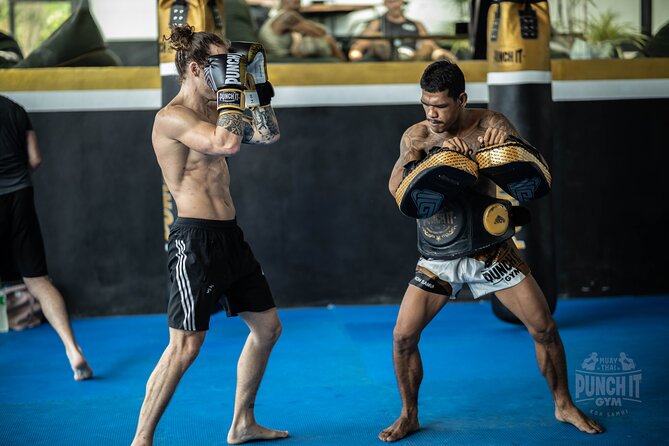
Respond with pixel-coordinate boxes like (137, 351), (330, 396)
(131, 25), (287, 445)
(348, 0), (456, 62)
(379, 60), (604, 442)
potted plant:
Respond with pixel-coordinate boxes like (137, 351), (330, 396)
(582, 9), (647, 58)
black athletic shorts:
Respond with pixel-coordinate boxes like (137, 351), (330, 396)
(0, 187), (48, 280)
(166, 217), (275, 331)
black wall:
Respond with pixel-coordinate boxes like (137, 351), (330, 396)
(551, 99), (667, 296)
(29, 110), (166, 316)
(230, 105), (425, 308)
(24, 97), (668, 317)
(107, 41), (158, 67)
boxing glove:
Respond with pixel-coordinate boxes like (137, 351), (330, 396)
(204, 52), (248, 115)
(230, 41), (274, 107)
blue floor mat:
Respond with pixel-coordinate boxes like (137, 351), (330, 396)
(1, 296), (668, 445)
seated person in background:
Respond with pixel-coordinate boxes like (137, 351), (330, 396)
(348, 0), (456, 62)
(258, 0), (346, 61)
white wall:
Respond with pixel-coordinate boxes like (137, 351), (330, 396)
(595, 0), (669, 34)
(89, 0), (157, 41)
(404, 0), (465, 34)
(549, 0), (668, 34)
(653, 0), (669, 33)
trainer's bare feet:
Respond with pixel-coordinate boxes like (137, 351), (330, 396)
(555, 404), (604, 434)
(227, 423), (289, 444)
(66, 346), (93, 381)
(378, 416), (420, 442)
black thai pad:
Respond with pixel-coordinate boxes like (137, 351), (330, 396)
(475, 135), (551, 202)
(417, 191), (528, 260)
(395, 149), (478, 219)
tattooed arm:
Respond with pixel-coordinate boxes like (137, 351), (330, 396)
(477, 111), (521, 148)
(157, 103), (279, 156)
(240, 106), (281, 145)
(388, 125), (430, 196)
(154, 104), (249, 156)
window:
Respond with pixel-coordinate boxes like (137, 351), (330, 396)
(0, 0), (72, 56)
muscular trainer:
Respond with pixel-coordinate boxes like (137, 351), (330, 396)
(380, 60), (604, 442)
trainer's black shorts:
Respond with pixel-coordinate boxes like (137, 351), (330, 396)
(166, 217), (275, 331)
(0, 187), (48, 280)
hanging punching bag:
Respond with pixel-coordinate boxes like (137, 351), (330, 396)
(157, 0), (225, 250)
(486, 0), (557, 323)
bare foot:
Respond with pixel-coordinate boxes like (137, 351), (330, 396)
(227, 423), (289, 444)
(555, 405), (604, 434)
(66, 346), (93, 381)
(378, 416), (420, 442)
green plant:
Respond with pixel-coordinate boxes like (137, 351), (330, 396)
(585, 9), (647, 57)
(0, 1), (70, 54)
(0, 0), (9, 33)
(450, 38), (470, 54)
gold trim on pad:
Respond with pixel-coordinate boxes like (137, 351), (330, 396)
(476, 144), (552, 186)
(395, 151), (479, 208)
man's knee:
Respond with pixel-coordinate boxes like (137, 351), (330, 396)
(393, 327), (420, 354)
(529, 318), (559, 345)
(22, 275), (59, 301)
(23, 275), (50, 291)
(253, 320), (282, 346)
(169, 333), (205, 366)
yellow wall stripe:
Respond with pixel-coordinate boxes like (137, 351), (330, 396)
(551, 59), (669, 81)
(267, 61), (489, 85)
(0, 67), (161, 91)
(0, 59), (667, 91)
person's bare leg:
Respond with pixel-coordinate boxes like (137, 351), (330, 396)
(290, 32), (304, 57)
(131, 328), (206, 446)
(495, 275), (604, 434)
(371, 41), (392, 61)
(379, 285), (449, 442)
(227, 308), (288, 444)
(22, 275), (93, 380)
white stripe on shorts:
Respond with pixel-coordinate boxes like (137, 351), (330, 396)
(175, 239), (196, 330)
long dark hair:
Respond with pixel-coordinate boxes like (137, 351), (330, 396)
(165, 24), (229, 82)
